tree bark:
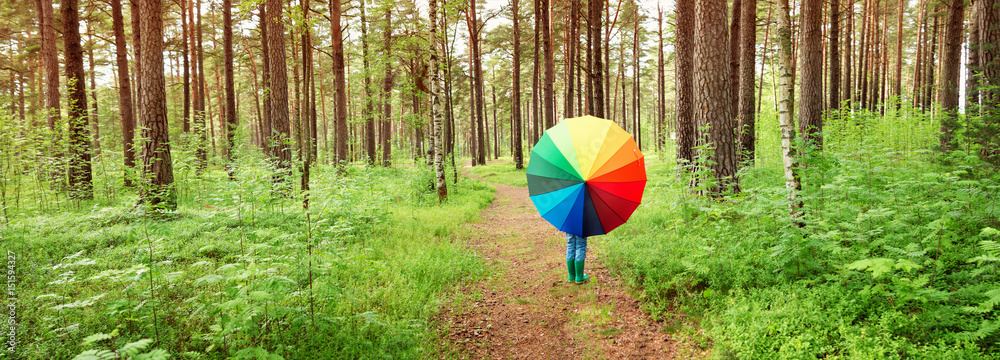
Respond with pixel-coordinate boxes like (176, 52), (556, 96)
(512, 0), (524, 169)
(541, 0), (555, 129)
(829, 0), (841, 110)
(977, 0), (999, 106)
(675, 0), (695, 165)
(738, 0), (757, 164)
(361, 0), (376, 164)
(694, 0), (739, 194)
(893, 0), (904, 106)
(968, 2), (980, 113)
(656, 4), (665, 152)
(845, 0), (854, 107)
(223, 0), (236, 171)
(589, 0), (605, 118)
(564, 0), (578, 119)
(111, 0), (136, 186)
(939, 0), (965, 150)
(800, 0), (824, 148)
(63, 0), (93, 199)
(181, 0), (190, 133)
(331, 0), (348, 165)
(87, 28), (100, 156)
(429, 0), (447, 201)
(195, 0), (208, 168)
(138, 0), (176, 210)
(730, 0), (742, 121)
(266, 0), (292, 172)
(470, 0), (487, 166)
(777, 0), (802, 218)
(37, 0), (60, 135)
(382, 5), (393, 167)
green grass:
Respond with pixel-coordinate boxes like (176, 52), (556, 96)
(5, 162), (495, 359)
(598, 107), (1000, 359)
(465, 159), (528, 186)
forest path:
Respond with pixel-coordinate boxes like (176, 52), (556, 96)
(438, 177), (682, 359)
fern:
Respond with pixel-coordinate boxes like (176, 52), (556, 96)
(72, 350), (117, 360)
(118, 339), (154, 357)
(73, 334), (168, 360)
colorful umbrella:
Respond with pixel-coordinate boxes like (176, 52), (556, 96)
(527, 115), (646, 237)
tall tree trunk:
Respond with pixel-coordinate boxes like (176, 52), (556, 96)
(512, 0), (524, 169)
(657, 4), (665, 152)
(694, 0), (739, 194)
(111, 0), (135, 186)
(471, 0), (487, 166)
(978, 0), (999, 106)
(800, 0), (824, 147)
(589, 0), (605, 118)
(429, 0), (447, 200)
(261, 3), (274, 153)
(382, 6), (393, 167)
(266, 0), (291, 172)
(939, 0), (965, 150)
(675, 0), (695, 165)
(925, 11), (940, 110)
(845, 0), (854, 107)
(223, 0), (236, 172)
(181, 0), (190, 133)
(730, 0), (742, 121)
(493, 79), (500, 158)
(968, 2), (980, 113)
(531, 0), (540, 147)
(913, 0), (926, 109)
(565, 0), (578, 119)
(541, 0), (555, 129)
(195, 0), (208, 168)
(777, 0), (802, 217)
(361, 0), (376, 164)
(738, 0), (757, 164)
(38, 0), (60, 135)
(87, 28), (100, 156)
(63, 0), (93, 199)
(632, 11), (640, 149)
(138, 0), (176, 209)
(331, 0), (348, 165)
(758, 6), (773, 114)
(829, 0), (841, 110)
(893, 0), (904, 106)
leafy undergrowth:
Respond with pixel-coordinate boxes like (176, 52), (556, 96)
(602, 110), (1000, 359)
(6, 163), (494, 359)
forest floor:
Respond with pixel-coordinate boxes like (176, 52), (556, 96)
(438, 173), (701, 359)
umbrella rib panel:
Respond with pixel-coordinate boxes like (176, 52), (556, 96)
(526, 152), (585, 181)
(567, 116), (612, 179)
(558, 185), (586, 236)
(531, 135), (583, 179)
(530, 184), (584, 216)
(581, 187), (607, 236)
(586, 124), (633, 179)
(589, 184), (641, 225)
(588, 183), (627, 233)
(527, 174), (584, 196)
(589, 158), (647, 183)
(546, 122), (585, 178)
(590, 137), (643, 180)
(537, 184), (585, 234)
(589, 180), (646, 203)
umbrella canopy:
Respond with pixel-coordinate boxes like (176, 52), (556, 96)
(527, 115), (646, 237)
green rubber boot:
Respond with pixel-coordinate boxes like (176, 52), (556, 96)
(574, 260), (589, 284)
(567, 260), (576, 282)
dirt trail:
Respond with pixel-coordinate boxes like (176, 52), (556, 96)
(439, 180), (685, 359)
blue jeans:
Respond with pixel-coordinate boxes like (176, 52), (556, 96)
(565, 233), (588, 262)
